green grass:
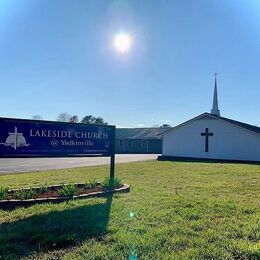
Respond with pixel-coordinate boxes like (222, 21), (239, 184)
(0, 161), (259, 259)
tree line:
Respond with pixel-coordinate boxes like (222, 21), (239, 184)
(31, 114), (172, 127)
(31, 113), (108, 125)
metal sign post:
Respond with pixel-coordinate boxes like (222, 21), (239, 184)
(109, 126), (116, 183)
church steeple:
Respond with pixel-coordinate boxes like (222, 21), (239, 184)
(211, 73), (220, 116)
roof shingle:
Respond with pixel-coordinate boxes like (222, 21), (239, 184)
(116, 128), (170, 139)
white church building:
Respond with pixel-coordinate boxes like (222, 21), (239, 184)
(160, 76), (260, 162)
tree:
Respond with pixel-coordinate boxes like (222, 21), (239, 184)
(57, 113), (71, 122)
(81, 115), (107, 125)
(160, 124), (171, 128)
(81, 115), (95, 124)
(70, 115), (79, 123)
(94, 117), (108, 125)
(32, 115), (44, 120)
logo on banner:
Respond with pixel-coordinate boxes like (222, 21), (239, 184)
(51, 140), (59, 147)
(0, 127), (30, 150)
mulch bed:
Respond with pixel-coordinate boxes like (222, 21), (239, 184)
(0, 183), (130, 210)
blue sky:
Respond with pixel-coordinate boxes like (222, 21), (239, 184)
(0, 0), (260, 127)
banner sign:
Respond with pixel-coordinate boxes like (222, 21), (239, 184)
(0, 118), (115, 157)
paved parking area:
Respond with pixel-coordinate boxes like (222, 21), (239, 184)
(0, 154), (159, 174)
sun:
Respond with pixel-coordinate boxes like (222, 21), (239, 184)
(113, 33), (132, 54)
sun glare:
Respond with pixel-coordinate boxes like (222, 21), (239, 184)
(113, 33), (132, 54)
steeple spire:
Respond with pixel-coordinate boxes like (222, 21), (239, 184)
(211, 73), (220, 116)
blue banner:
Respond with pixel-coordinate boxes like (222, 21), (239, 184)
(0, 118), (115, 157)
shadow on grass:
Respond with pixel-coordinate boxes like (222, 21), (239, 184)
(158, 155), (260, 165)
(0, 195), (113, 258)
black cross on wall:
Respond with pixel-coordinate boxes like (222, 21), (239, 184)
(201, 128), (214, 152)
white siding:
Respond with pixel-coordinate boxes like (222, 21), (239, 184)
(163, 117), (260, 161)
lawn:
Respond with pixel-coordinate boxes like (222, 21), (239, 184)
(0, 160), (259, 259)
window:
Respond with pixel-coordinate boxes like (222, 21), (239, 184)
(119, 140), (124, 146)
(142, 140), (146, 148)
(128, 140), (131, 147)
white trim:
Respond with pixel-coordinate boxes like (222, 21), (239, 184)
(162, 113), (210, 136)
(162, 112), (260, 138)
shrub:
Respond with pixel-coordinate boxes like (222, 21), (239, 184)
(0, 186), (9, 200)
(39, 182), (49, 193)
(102, 177), (122, 190)
(87, 179), (98, 189)
(15, 188), (36, 200)
(58, 184), (77, 198)
(113, 177), (122, 188)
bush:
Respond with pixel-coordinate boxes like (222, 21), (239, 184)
(58, 184), (77, 198)
(0, 186), (9, 200)
(102, 177), (122, 190)
(87, 179), (98, 189)
(15, 188), (36, 200)
(39, 182), (49, 193)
